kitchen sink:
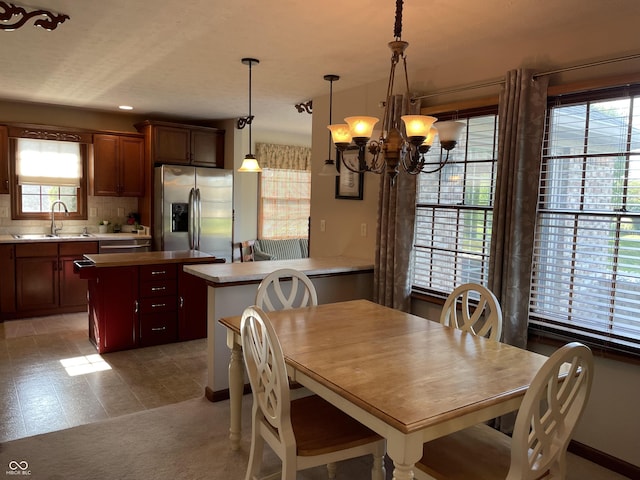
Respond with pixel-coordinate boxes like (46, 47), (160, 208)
(12, 233), (94, 239)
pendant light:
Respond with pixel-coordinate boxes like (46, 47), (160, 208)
(237, 58), (262, 172)
(319, 74), (340, 176)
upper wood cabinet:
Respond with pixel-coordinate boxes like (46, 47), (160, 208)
(135, 120), (224, 168)
(92, 133), (145, 197)
(0, 125), (8, 194)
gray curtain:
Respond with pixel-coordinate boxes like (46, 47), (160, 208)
(373, 95), (418, 311)
(489, 69), (548, 349)
(489, 69), (548, 434)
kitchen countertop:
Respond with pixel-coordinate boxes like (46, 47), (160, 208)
(82, 250), (218, 267)
(183, 256), (374, 285)
(0, 233), (152, 244)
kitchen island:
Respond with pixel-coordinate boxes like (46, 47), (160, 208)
(183, 256), (374, 401)
(76, 250), (223, 353)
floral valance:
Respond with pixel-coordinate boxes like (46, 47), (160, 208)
(255, 143), (311, 171)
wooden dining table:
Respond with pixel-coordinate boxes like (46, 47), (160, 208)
(219, 299), (550, 480)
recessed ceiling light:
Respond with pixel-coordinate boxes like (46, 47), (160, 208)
(118, 105), (133, 111)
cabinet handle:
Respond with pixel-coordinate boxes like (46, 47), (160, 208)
(134, 300), (139, 313)
(179, 296), (184, 308)
(151, 303), (166, 308)
(151, 286), (166, 292)
(151, 271), (166, 275)
(151, 326), (167, 332)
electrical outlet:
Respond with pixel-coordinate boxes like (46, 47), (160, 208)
(89, 207), (97, 217)
(360, 223), (367, 237)
(117, 207), (124, 217)
(320, 219), (326, 232)
(0, 206), (8, 218)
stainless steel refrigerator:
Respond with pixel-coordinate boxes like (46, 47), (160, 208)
(154, 165), (233, 262)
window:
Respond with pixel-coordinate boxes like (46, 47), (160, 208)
(255, 143), (311, 240)
(413, 109), (499, 296)
(530, 87), (640, 353)
(259, 168), (311, 239)
(10, 137), (88, 220)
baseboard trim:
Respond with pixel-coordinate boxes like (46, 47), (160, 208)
(569, 440), (639, 478)
(204, 385), (252, 403)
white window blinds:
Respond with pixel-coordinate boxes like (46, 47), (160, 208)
(413, 112), (499, 295)
(530, 91), (640, 353)
(17, 138), (82, 187)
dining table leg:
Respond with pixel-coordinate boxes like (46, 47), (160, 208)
(228, 340), (244, 450)
(387, 434), (423, 480)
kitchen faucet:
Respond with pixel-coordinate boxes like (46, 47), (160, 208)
(50, 201), (69, 236)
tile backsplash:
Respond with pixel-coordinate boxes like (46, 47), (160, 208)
(0, 195), (140, 235)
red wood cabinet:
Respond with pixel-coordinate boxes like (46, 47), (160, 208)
(178, 263), (209, 341)
(0, 125), (8, 194)
(86, 266), (139, 353)
(13, 241), (98, 317)
(15, 243), (60, 312)
(0, 244), (16, 316)
(139, 264), (178, 347)
(136, 120), (224, 168)
(92, 133), (145, 197)
(81, 261), (212, 353)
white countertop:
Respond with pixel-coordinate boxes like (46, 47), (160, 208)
(0, 233), (152, 244)
(183, 256), (374, 285)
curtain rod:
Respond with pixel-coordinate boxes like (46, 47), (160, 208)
(534, 53), (640, 78)
(414, 79), (504, 101)
(414, 52), (640, 101)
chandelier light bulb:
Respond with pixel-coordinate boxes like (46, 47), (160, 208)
(345, 116), (379, 143)
(328, 124), (353, 147)
(401, 115), (437, 139)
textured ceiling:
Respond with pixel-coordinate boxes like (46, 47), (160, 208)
(1, 0), (638, 138)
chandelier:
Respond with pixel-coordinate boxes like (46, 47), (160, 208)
(327, 0), (464, 185)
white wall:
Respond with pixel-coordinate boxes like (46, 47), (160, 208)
(309, 80), (385, 260)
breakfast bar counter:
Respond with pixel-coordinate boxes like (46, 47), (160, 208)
(82, 249), (217, 267)
(183, 256), (374, 401)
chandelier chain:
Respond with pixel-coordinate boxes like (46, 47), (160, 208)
(393, 0), (404, 39)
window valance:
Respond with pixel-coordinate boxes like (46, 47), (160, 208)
(255, 143), (311, 171)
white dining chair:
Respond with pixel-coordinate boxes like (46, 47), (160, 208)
(240, 306), (386, 480)
(440, 283), (503, 341)
(413, 341), (594, 480)
(256, 268), (318, 312)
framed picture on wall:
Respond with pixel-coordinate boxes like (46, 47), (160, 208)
(335, 147), (364, 200)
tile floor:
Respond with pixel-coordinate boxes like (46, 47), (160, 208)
(0, 313), (631, 479)
(0, 312), (207, 443)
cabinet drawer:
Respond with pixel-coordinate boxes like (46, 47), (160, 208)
(16, 243), (58, 258)
(60, 241), (98, 256)
(139, 295), (176, 314)
(139, 264), (177, 282)
(140, 312), (177, 347)
(139, 280), (177, 298)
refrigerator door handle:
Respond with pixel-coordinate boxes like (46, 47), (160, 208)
(195, 188), (202, 250)
(188, 187), (196, 250)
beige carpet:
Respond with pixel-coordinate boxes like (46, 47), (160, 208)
(0, 394), (374, 480)
(0, 394), (624, 480)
